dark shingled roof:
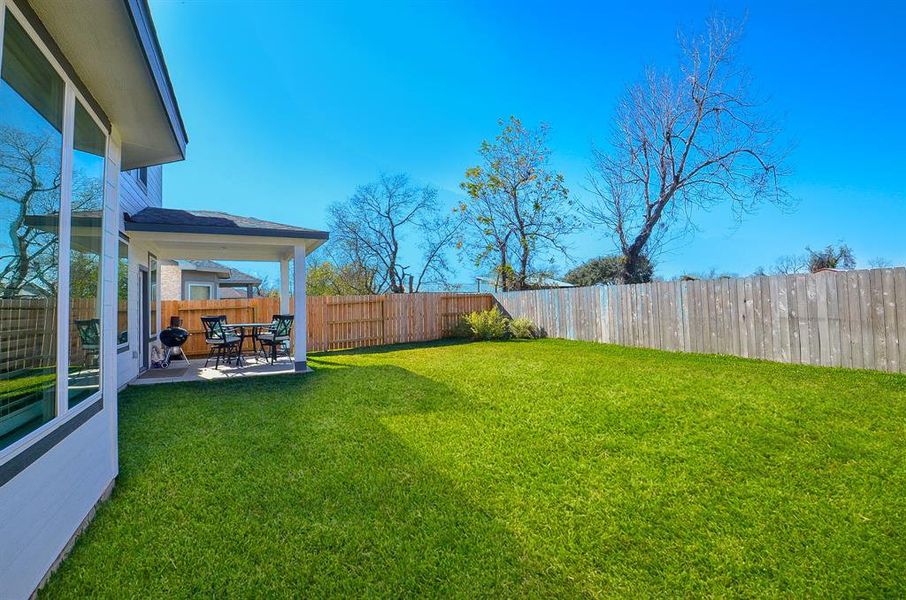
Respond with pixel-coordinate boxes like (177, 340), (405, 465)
(176, 260), (262, 285)
(125, 208), (329, 240)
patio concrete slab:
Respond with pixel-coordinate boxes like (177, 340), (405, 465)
(131, 357), (302, 385)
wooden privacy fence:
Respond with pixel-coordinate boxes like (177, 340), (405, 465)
(0, 297), (99, 375)
(162, 293), (494, 357)
(495, 268), (906, 374)
(161, 297), (279, 357)
(307, 293), (493, 351)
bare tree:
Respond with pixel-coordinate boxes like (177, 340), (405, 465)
(772, 254), (807, 275)
(0, 126), (63, 298)
(328, 173), (461, 294)
(583, 16), (790, 283)
(458, 116), (576, 291)
(868, 257), (891, 269)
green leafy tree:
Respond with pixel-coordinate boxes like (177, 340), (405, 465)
(458, 116), (576, 291)
(304, 260), (376, 296)
(806, 244), (856, 272)
(564, 254), (653, 286)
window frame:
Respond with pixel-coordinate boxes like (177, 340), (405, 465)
(116, 236), (130, 352)
(187, 283), (215, 301)
(133, 166), (148, 190)
(148, 251), (158, 340)
(0, 0), (110, 463)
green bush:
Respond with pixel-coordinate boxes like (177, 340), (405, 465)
(445, 317), (473, 339)
(463, 308), (509, 340)
(508, 317), (537, 339)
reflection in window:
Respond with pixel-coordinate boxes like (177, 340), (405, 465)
(68, 101), (105, 408)
(118, 240), (128, 346)
(0, 11), (64, 448)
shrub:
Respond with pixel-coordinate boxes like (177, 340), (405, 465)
(463, 308), (508, 341)
(445, 317), (473, 339)
(508, 317), (537, 339)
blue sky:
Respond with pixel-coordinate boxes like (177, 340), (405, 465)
(149, 0), (906, 286)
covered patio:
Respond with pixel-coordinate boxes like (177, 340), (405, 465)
(133, 356), (295, 385)
(124, 208), (328, 381)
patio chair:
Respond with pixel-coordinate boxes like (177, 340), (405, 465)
(256, 314), (293, 364)
(74, 318), (101, 374)
(201, 315), (240, 369)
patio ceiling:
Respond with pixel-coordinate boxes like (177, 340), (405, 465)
(124, 208), (328, 261)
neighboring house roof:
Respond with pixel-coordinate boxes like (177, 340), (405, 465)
(222, 267), (261, 286)
(125, 208), (329, 240)
(175, 260), (261, 286)
(217, 287), (251, 299)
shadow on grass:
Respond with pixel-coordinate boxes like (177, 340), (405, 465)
(312, 337), (472, 357)
(42, 363), (577, 598)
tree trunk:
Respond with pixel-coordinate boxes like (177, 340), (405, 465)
(623, 246), (645, 284)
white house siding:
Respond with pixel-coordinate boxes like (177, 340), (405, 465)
(0, 408), (115, 598)
(116, 238), (158, 387)
(116, 163), (163, 387)
(118, 165), (162, 217)
(182, 271), (222, 300)
(0, 130), (122, 600)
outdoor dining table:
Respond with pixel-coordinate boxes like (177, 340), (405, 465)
(224, 322), (273, 366)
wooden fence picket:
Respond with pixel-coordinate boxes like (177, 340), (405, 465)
(494, 268), (906, 374)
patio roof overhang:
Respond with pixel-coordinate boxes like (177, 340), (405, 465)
(123, 208), (328, 261)
(24, 0), (188, 169)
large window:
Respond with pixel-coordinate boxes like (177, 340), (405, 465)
(68, 100), (105, 408)
(0, 10), (64, 448)
(0, 7), (107, 452)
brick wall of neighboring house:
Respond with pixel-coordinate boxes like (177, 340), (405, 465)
(160, 262), (183, 301)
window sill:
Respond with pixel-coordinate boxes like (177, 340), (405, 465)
(0, 390), (104, 473)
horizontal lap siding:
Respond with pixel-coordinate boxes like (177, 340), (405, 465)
(494, 269), (906, 374)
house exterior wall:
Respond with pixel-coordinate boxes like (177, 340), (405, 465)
(114, 136), (164, 388)
(0, 0), (162, 594)
(182, 271), (222, 300)
(119, 165), (162, 216)
(0, 116), (121, 600)
(116, 238), (158, 387)
(115, 168), (164, 387)
(159, 262), (182, 301)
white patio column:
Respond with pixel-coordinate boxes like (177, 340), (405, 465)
(292, 244), (308, 372)
(279, 256), (290, 314)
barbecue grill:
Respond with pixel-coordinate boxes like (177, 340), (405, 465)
(158, 317), (190, 368)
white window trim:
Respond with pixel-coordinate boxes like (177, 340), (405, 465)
(0, 0), (109, 464)
(187, 283), (215, 301)
(148, 252), (158, 338)
(130, 167), (147, 192)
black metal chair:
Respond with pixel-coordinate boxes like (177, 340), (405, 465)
(201, 315), (240, 368)
(74, 318), (101, 374)
(256, 314), (293, 364)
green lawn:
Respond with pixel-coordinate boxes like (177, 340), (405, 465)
(42, 339), (906, 597)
